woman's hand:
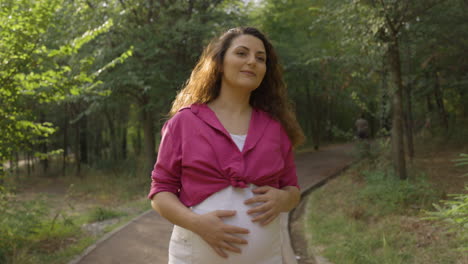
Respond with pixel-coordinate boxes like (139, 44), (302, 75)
(244, 186), (300, 226)
(192, 210), (250, 258)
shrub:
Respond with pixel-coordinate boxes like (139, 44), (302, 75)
(0, 190), (48, 262)
(0, 185), (81, 262)
(424, 153), (468, 252)
(359, 169), (438, 215)
(87, 207), (126, 223)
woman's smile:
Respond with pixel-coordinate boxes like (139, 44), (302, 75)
(240, 70), (256, 77)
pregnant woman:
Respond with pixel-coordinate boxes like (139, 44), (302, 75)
(148, 27), (305, 263)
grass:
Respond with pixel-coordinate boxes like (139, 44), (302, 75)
(304, 142), (468, 264)
(0, 158), (152, 264)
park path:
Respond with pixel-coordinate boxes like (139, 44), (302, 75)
(69, 143), (355, 264)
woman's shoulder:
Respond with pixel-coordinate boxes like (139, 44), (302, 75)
(254, 108), (290, 141)
(165, 104), (202, 128)
(254, 108), (281, 127)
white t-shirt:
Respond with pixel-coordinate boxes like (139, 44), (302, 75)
(230, 133), (247, 151)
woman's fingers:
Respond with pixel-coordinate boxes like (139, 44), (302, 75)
(250, 208), (278, 223)
(245, 186), (286, 225)
(261, 213), (278, 226)
(212, 246), (228, 258)
(244, 195), (268, 205)
(219, 241), (242, 254)
(252, 186), (271, 194)
(214, 210), (237, 218)
(209, 233), (246, 258)
(196, 210), (250, 258)
(224, 224), (250, 235)
(246, 201), (271, 215)
(223, 233), (248, 245)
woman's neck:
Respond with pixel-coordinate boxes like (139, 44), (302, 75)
(209, 86), (251, 115)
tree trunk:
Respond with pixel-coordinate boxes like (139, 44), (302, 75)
(80, 115), (88, 164)
(312, 95), (322, 150)
(14, 152), (19, 176)
(379, 66), (391, 134)
(27, 151), (31, 177)
(326, 94), (333, 141)
(135, 122), (142, 156)
(9, 158), (13, 174)
(40, 113), (49, 174)
(404, 82), (414, 160)
(62, 104), (69, 176)
(404, 43), (414, 160)
(388, 39), (407, 180)
(434, 72), (449, 130)
(104, 109), (118, 161)
(306, 83), (320, 150)
(426, 94), (433, 113)
(141, 95), (156, 172)
(122, 126), (127, 160)
(0, 166), (3, 186)
(75, 122), (81, 176)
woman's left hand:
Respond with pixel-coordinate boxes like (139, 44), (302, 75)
(244, 186), (290, 226)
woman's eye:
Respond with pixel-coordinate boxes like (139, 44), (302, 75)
(237, 51), (246, 56)
(257, 57), (266, 62)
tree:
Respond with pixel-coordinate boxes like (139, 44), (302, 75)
(317, 0), (451, 179)
(93, 0), (248, 170)
(0, 0), (131, 180)
(254, 0), (363, 148)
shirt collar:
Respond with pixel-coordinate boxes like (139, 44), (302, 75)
(190, 103), (270, 153)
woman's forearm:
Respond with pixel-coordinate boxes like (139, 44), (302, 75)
(151, 192), (199, 231)
(280, 186), (300, 212)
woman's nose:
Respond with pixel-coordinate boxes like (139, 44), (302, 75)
(247, 55), (256, 66)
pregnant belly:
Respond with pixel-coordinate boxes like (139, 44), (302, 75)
(188, 186), (283, 263)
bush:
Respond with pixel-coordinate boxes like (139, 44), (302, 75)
(0, 186), (81, 262)
(359, 169), (438, 215)
(0, 190), (48, 262)
(87, 207), (126, 223)
(424, 153), (468, 252)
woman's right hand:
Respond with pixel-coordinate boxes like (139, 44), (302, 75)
(192, 210), (250, 258)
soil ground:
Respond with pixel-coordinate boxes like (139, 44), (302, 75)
(67, 143), (356, 264)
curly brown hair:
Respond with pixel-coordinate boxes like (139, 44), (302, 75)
(169, 27), (305, 147)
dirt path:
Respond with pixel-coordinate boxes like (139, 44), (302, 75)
(290, 143), (355, 264)
(69, 143), (355, 264)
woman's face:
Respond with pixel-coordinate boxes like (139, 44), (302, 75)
(221, 34), (267, 92)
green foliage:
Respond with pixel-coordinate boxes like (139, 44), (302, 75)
(0, 190), (82, 262)
(253, 0), (365, 143)
(454, 153), (468, 176)
(359, 169), (438, 215)
(0, 0), (131, 169)
(425, 188), (468, 251)
(305, 164), (462, 264)
(87, 207), (126, 223)
(424, 154), (468, 252)
(0, 191), (45, 262)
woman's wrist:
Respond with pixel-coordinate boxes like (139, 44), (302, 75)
(186, 211), (203, 233)
(280, 186), (300, 212)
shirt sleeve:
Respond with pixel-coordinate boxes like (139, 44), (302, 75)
(147, 120), (182, 199)
(279, 127), (300, 189)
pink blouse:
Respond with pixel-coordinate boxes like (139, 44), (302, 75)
(147, 104), (299, 207)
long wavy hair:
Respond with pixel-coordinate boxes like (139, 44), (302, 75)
(169, 27), (305, 147)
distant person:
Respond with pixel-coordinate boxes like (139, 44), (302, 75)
(148, 27), (305, 263)
(355, 115), (369, 140)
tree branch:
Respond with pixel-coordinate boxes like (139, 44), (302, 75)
(403, 0), (449, 24)
(379, 0), (398, 37)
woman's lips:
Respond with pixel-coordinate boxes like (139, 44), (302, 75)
(240, 71), (256, 76)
